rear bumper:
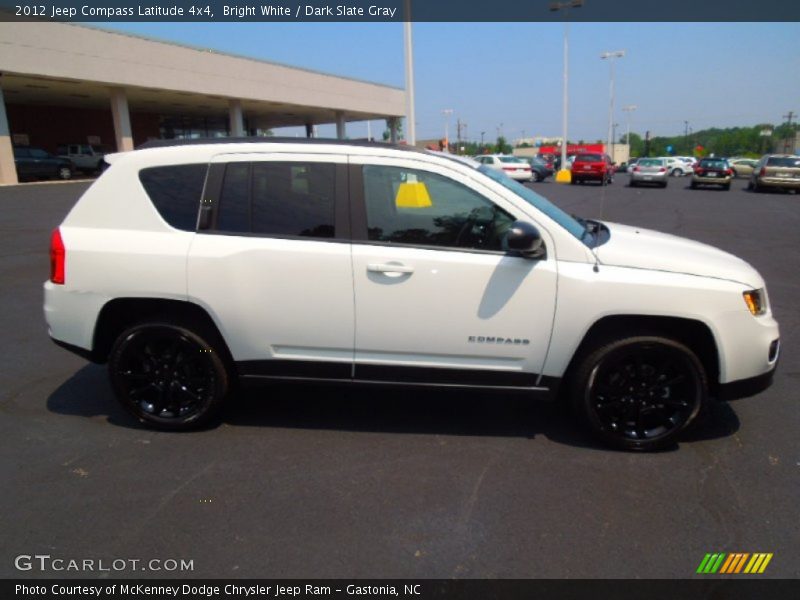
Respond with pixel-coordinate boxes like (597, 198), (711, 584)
(693, 175), (732, 185)
(756, 177), (800, 189)
(505, 170), (533, 181)
(631, 172), (668, 183)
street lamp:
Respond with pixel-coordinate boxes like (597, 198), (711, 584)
(601, 49), (625, 162)
(403, 0), (416, 145)
(622, 104), (637, 158)
(442, 108), (453, 151)
(550, 0), (583, 183)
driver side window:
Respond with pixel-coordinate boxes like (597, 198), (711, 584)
(362, 165), (514, 252)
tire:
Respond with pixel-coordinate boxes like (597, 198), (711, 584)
(57, 166), (73, 180)
(569, 336), (707, 451)
(690, 182), (697, 189)
(108, 322), (231, 430)
(532, 171), (541, 183)
(671, 169), (681, 177)
(723, 184), (731, 191)
(629, 181), (637, 188)
(661, 182), (668, 188)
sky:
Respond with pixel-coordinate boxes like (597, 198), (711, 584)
(101, 21), (800, 144)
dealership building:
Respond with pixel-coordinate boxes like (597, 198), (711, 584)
(0, 22), (406, 184)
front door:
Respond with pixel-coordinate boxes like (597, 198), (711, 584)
(349, 157), (558, 389)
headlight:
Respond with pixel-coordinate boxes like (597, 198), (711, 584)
(743, 288), (767, 316)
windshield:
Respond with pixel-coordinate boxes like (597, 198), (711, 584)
(478, 165), (586, 241)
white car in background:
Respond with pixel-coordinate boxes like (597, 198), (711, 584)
(658, 156), (692, 176)
(474, 154), (533, 182)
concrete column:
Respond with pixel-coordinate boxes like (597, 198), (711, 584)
(0, 79), (18, 185)
(228, 99), (244, 137)
(305, 123), (314, 138)
(109, 88), (134, 152)
(389, 118), (399, 144)
(335, 112), (346, 140)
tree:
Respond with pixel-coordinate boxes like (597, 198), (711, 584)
(382, 119), (404, 142)
(494, 136), (511, 154)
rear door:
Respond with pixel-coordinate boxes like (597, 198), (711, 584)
(187, 152), (355, 381)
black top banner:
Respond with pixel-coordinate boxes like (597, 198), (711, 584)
(1, 0), (799, 22)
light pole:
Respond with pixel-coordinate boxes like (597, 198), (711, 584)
(550, 0), (583, 183)
(442, 108), (453, 151)
(403, 0), (416, 145)
(601, 49), (625, 162)
(480, 131), (485, 146)
(622, 104), (637, 158)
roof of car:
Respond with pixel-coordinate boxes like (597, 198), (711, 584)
(136, 137), (427, 154)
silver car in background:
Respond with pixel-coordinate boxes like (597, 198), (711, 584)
(629, 157), (669, 188)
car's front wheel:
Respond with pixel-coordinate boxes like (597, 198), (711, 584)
(570, 336), (707, 451)
(108, 322), (231, 430)
(57, 166), (72, 180)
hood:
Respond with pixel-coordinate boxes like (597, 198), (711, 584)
(596, 222), (763, 288)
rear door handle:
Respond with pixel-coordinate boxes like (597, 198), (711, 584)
(367, 263), (414, 275)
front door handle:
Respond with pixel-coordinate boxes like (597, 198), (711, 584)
(367, 263), (414, 275)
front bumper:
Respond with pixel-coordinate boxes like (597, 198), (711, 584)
(718, 360), (777, 401)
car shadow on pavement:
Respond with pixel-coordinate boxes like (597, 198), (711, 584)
(47, 364), (740, 451)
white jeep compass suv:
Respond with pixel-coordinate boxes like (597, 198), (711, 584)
(44, 139), (780, 450)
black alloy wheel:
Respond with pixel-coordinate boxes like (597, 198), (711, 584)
(571, 336), (706, 451)
(109, 323), (229, 430)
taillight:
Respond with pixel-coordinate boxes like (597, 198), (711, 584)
(695, 168), (704, 175)
(659, 167), (666, 173)
(759, 167), (766, 177)
(725, 169), (732, 176)
(50, 228), (65, 285)
(633, 166), (640, 172)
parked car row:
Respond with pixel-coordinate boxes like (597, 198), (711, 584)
(625, 154), (800, 192)
(13, 143), (111, 182)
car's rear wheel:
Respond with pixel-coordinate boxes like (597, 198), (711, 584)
(570, 336), (707, 451)
(690, 181), (697, 189)
(531, 171), (541, 183)
(57, 166), (72, 180)
(108, 322), (230, 430)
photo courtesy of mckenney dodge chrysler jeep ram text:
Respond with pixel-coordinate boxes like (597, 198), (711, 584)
(44, 139), (780, 450)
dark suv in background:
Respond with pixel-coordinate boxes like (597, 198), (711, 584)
(13, 147), (73, 181)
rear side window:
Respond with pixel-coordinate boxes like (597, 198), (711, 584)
(215, 161), (336, 239)
(766, 157), (800, 167)
(139, 164), (208, 231)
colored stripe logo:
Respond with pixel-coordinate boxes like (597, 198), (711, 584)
(696, 552), (773, 574)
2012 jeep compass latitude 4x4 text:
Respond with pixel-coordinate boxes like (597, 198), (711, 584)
(44, 139), (780, 450)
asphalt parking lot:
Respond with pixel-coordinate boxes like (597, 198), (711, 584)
(1, 174), (798, 579)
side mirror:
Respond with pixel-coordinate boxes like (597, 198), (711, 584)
(505, 220), (545, 258)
